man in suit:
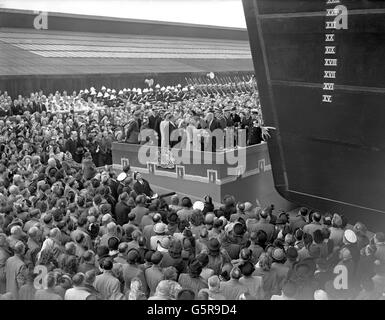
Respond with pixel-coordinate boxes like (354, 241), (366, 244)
(168, 115), (178, 148)
(125, 111), (140, 144)
(114, 192), (132, 226)
(222, 107), (234, 129)
(94, 258), (122, 300)
(133, 172), (154, 198)
(64, 131), (78, 162)
(206, 112), (222, 152)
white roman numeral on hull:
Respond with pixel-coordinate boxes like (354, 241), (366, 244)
(322, 95), (333, 103)
(323, 83), (335, 90)
(325, 46), (336, 54)
(325, 34), (335, 42)
(324, 71), (336, 78)
(326, 21), (336, 29)
(325, 58), (337, 66)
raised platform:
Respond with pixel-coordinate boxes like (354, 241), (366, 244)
(112, 142), (294, 211)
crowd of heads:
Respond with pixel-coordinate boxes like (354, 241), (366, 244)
(0, 77), (265, 157)
(1, 80), (384, 300)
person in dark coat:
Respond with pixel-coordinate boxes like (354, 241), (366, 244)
(133, 172), (153, 198)
(64, 131), (78, 161)
(114, 192), (132, 226)
(125, 112), (140, 144)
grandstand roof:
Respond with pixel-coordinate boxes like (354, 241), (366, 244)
(0, 27), (252, 76)
(0, 9), (253, 77)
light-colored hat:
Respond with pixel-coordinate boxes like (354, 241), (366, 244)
(84, 89), (89, 94)
(118, 90), (123, 95)
(155, 84), (160, 89)
(193, 201), (204, 211)
(117, 172), (127, 182)
(102, 213), (112, 223)
(112, 89), (116, 94)
(344, 229), (357, 244)
(101, 86), (106, 91)
(97, 92), (103, 98)
(103, 92), (109, 98)
(153, 222), (168, 234)
(107, 88), (111, 93)
(160, 87), (166, 91)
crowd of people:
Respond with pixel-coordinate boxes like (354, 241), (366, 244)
(0, 78), (269, 163)
(0, 80), (384, 300)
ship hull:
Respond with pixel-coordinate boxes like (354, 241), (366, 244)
(243, 0), (385, 229)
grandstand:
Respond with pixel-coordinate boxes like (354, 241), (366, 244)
(0, 9), (254, 97)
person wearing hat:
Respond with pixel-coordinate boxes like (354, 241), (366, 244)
(122, 249), (148, 296)
(144, 251), (164, 297)
(178, 259), (208, 297)
(159, 239), (185, 274)
(342, 229), (360, 268)
(150, 222), (168, 251)
(221, 222), (248, 260)
(238, 260), (263, 299)
(206, 238), (231, 276)
(271, 247), (290, 290)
